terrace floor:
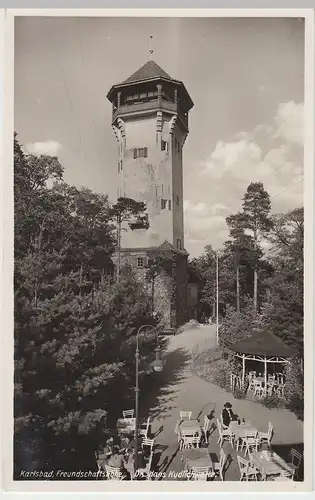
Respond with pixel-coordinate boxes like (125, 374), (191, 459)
(145, 325), (304, 481)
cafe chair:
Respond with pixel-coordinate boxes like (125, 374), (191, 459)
(141, 438), (155, 452)
(123, 417), (136, 425)
(237, 455), (258, 481)
(139, 417), (151, 439)
(180, 411), (192, 420)
(253, 380), (264, 399)
(190, 466), (210, 481)
(212, 448), (226, 481)
(180, 434), (200, 450)
(288, 448), (302, 479)
(105, 465), (126, 480)
(217, 419), (234, 448)
(220, 414), (229, 429)
(135, 451), (153, 480)
(202, 415), (211, 443)
(258, 421), (273, 448)
(242, 430), (259, 456)
(123, 409), (135, 419)
(276, 383), (285, 398)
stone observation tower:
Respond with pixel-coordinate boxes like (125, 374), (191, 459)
(107, 53), (194, 328)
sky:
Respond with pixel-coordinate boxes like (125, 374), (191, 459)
(14, 16), (305, 257)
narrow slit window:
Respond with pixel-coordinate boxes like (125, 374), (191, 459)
(176, 195), (180, 206)
(168, 200), (172, 210)
(161, 199), (167, 210)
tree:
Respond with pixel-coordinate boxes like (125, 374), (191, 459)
(225, 212), (258, 313)
(189, 245), (216, 320)
(14, 135), (158, 476)
(239, 182), (273, 313)
(109, 197), (147, 282)
(261, 207), (303, 356)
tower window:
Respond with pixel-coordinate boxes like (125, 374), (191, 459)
(161, 199), (167, 210)
(177, 239), (182, 250)
(161, 140), (168, 152)
(168, 200), (172, 210)
(176, 195), (180, 206)
(133, 147), (148, 159)
(118, 160), (123, 172)
(137, 257), (144, 268)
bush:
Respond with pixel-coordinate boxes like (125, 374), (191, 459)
(233, 387), (247, 399)
(284, 357), (304, 421)
(260, 394), (284, 409)
(210, 359), (231, 389)
(286, 393), (304, 420)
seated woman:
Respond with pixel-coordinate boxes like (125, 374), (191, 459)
(221, 402), (239, 428)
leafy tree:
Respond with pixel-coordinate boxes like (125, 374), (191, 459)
(241, 182), (273, 313)
(225, 212), (259, 313)
(109, 197), (147, 282)
(189, 245), (216, 320)
(219, 298), (264, 347)
(14, 135), (158, 476)
(261, 207), (303, 356)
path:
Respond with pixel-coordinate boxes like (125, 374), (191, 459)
(147, 325), (304, 480)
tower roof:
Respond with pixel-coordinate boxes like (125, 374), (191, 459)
(123, 60), (172, 84)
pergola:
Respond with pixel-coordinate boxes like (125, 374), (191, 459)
(229, 330), (297, 390)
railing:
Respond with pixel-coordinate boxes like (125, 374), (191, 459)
(112, 99), (188, 128)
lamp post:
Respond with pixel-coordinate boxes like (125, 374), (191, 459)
(134, 324), (163, 473)
(216, 250), (219, 346)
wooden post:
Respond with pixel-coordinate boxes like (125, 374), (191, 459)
(216, 251), (219, 346)
(264, 356), (267, 396)
(242, 354), (245, 389)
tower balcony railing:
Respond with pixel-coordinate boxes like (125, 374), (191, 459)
(112, 99), (188, 129)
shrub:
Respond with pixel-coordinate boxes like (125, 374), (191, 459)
(233, 387), (247, 399)
(284, 357), (304, 421)
(286, 393), (304, 420)
(260, 394), (284, 409)
(210, 359), (231, 390)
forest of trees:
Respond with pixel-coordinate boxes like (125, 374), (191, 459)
(190, 182), (303, 357)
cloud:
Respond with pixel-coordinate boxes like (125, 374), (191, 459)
(185, 101), (304, 257)
(184, 199), (228, 247)
(201, 138), (262, 181)
(274, 101), (304, 146)
(25, 140), (62, 156)
(183, 200), (208, 217)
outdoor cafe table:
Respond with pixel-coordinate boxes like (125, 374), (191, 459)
(177, 419), (202, 438)
(182, 447), (213, 471)
(250, 450), (293, 480)
(229, 421), (258, 440)
(116, 418), (136, 435)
